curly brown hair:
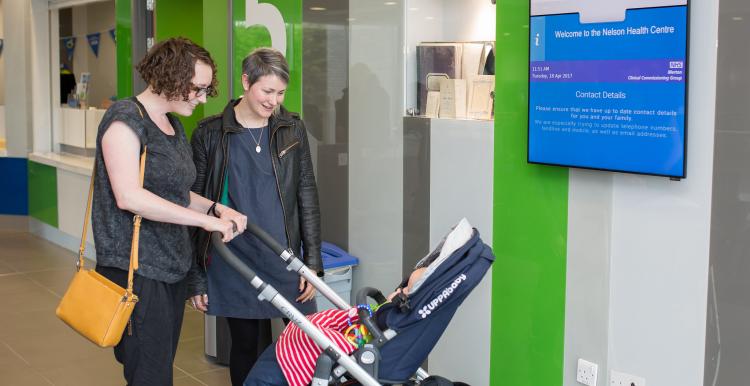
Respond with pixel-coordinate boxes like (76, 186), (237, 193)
(136, 37), (218, 101)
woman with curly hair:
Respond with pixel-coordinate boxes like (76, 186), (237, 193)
(91, 37), (247, 385)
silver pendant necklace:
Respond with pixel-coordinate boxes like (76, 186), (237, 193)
(246, 126), (264, 153)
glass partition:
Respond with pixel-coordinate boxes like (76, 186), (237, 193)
(303, 1), (349, 249)
(53, 0), (116, 156)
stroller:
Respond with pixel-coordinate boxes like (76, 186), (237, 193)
(211, 218), (494, 386)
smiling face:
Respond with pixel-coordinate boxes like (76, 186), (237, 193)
(170, 60), (212, 116)
(240, 73), (287, 123)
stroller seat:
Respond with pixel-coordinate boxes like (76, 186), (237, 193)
(244, 218), (495, 386)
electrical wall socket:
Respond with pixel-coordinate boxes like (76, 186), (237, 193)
(577, 358), (598, 386)
(610, 370), (646, 386)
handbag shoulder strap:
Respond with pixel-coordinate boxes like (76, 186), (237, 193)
(79, 100), (148, 296)
(126, 151), (146, 293)
(78, 150), (147, 270)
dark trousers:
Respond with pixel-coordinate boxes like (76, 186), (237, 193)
(226, 317), (273, 386)
(97, 265), (188, 386)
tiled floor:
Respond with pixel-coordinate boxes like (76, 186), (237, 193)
(0, 229), (230, 386)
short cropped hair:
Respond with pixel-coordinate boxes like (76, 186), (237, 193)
(136, 37), (218, 101)
(241, 47), (290, 87)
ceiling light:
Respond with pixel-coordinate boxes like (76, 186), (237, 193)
(309, 6), (326, 11)
(384, 1), (397, 5)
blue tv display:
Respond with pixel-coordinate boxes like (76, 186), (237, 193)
(528, 5), (689, 178)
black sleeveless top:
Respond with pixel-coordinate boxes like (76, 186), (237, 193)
(92, 97), (197, 283)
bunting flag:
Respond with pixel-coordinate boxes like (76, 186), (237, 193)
(87, 32), (101, 57)
(109, 28), (116, 44)
(62, 36), (76, 63)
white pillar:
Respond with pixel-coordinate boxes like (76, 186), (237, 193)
(2, 0), (33, 157)
(31, 0), (52, 153)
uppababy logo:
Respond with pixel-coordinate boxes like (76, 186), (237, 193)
(418, 274), (467, 319)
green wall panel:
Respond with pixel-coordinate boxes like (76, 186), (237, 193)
(28, 161), (58, 227)
(116, 0), (132, 99)
(156, 0), (205, 138)
(203, 0), (231, 118)
(232, 0), (302, 115)
(490, 1), (569, 386)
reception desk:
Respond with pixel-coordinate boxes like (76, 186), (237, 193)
(28, 151), (96, 259)
(59, 106), (105, 156)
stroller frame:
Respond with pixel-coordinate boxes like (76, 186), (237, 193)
(211, 223), (429, 386)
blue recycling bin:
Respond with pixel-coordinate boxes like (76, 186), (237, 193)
(316, 242), (359, 311)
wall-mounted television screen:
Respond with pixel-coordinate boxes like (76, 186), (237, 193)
(528, 2), (689, 178)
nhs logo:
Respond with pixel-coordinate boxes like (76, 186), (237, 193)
(669, 61), (684, 69)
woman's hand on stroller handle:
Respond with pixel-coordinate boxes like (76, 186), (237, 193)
(205, 217), (237, 242)
(215, 205), (247, 236)
(296, 276), (316, 303)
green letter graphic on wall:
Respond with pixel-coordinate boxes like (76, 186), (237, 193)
(233, 0), (302, 114)
(245, 0), (286, 54)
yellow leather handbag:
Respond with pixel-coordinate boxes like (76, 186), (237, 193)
(55, 148), (146, 348)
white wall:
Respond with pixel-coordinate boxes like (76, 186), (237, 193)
(349, 0), (405, 295)
(426, 118), (493, 386)
(441, 0), (496, 42)
(401, 3), (495, 383)
(0, 0), (6, 108)
(703, 0), (750, 384)
(404, 0), (443, 112)
(349, 0), (495, 301)
(2, 0), (32, 157)
(404, 0), (496, 111)
(0, 0), (4, 153)
(57, 168), (93, 240)
(31, 0), (51, 153)
(563, 1), (719, 386)
(565, 170), (614, 385)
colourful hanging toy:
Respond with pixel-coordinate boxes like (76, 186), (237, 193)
(343, 304), (373, 348)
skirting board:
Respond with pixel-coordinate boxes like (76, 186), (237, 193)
(28, 217), (97, 261)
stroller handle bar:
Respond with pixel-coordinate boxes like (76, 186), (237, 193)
(355, 287), (388, 344)
(217, 224), (431, 383)
(243, 222), (350, 310)
(210, 232), (381, 386)
(245, 222), (285, 255)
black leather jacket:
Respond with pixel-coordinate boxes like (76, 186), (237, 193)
(186, 99), (322, 296)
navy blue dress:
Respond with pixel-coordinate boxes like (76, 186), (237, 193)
(206, 124), (317, 318)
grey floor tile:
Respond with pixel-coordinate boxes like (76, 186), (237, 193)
(192, 368), (232, 386)
(0, 229), (230, 384)
(174, 337), (224, 375)
(24, 268), (75, 298)
(174, 375), (209, 385)
(35, 355), (123, 386)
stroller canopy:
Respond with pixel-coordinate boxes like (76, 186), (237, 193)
(377, 218), (495, 383)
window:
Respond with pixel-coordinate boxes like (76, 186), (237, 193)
(52, 0), (116, 156)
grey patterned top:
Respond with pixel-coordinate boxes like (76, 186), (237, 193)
(92, 97), (197, 283)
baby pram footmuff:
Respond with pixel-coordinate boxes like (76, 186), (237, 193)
(212, 218), (494, 386)
(367, 219), (494, 384)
